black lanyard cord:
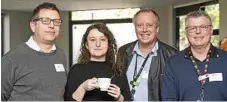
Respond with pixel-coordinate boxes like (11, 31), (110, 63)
(132, 53), (151, 88)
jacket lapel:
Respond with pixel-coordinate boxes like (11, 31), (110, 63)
(148, 55), (160, 83)
(125, 41), (137, 71)
(147, 41), (161, 101)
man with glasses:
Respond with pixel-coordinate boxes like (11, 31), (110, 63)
(162, 11), (227, 101)
(1, 2), (68, 101)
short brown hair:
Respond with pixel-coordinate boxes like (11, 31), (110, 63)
(32, 2), (60, 20)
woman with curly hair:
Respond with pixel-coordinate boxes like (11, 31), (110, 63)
(64, 23), (132, 101)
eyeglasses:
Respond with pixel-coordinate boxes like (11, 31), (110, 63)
(32, 17), (62, 26)
(186, 25), (211, 33)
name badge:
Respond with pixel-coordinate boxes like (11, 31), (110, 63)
(54, 64), (65, 72)
(209, 73), (223, 82)
(198, 74), (209, 81)
(142, 71), (149, 79)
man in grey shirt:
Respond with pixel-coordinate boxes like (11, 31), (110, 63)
(1, 2), (68, 101)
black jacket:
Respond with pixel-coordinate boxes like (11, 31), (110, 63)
(118, 39), (178, 101)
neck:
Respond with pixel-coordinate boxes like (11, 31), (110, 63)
(32, 36), (54, 53)
(190, 44), (210, 61)
(138, 40), (156, 57)
(90, 56), (106, 62)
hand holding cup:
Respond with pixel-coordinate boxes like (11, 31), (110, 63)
(107, 84), (121, 100)
(82, 77), (98, 91)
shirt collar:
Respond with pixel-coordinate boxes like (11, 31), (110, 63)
(184, 44), (219, 59)
(26, 36), (56, 52)
(132, 41), (159, 56)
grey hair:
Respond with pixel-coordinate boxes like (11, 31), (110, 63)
(185, 10), (212, 26)
(133, 8), (160, 25)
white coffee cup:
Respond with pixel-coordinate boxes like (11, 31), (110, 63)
(97, 78), (111, 91)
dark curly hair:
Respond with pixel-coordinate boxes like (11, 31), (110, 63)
(77, 23), (124, 76)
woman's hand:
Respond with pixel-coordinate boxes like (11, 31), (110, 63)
(81, 77), (97, 91)
(107, 84), (123, 101)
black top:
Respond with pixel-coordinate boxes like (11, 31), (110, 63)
(64, 61), (132, 101)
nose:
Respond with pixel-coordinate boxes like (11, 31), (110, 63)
(142, 25), (148, 32)
(195, 27), (201, 34)
(48, 21), (54, 28)
(96, 40), (101, 47)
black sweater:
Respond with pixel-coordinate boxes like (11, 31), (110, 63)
(64, 61), (132, 101)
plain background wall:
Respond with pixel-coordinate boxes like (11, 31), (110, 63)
(2, 11), (70, 66)
(55, 11), (69, 66)
(3, 11), (32, 51)
(153, 5), (175, 47)
(3, 11), (69, 54)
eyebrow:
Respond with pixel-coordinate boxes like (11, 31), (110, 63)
(37, 17), (61, 19)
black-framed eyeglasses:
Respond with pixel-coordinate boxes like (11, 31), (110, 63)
(32, 17), (62, 26)
(186, 25), (212, 33)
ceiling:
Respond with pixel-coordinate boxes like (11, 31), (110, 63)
(2, 0), (204, 11)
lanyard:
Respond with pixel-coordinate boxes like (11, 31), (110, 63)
(189, 50), (211, 101)
(130, 53), (151, 98)
(133, 54), (150, 86)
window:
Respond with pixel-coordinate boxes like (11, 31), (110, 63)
(71, 8), (140, 20)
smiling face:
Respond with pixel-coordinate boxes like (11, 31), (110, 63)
(134, 12), (159, 45)
(185, 16), (213, 49)
(86, 29), (109, 61)
(30, 9), (61, 44)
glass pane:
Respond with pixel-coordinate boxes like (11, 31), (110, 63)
(71, 11), (93, 21)
(107, 23), (137, 47)
(205, 4), (219, 29)
(72, 24), (90, 64)
(179, 15), (189, 51)
(211, 35), (219, 47)
(71, 8), (140, 20)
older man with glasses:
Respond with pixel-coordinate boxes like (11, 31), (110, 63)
(1, 2), (68, 101)
(162, 11), (227, 101)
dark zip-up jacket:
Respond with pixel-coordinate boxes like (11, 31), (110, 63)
(118, 39), (178, 101)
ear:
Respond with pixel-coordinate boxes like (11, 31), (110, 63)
(30, 21), (36, 33)
(156, 25), (160, 33)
